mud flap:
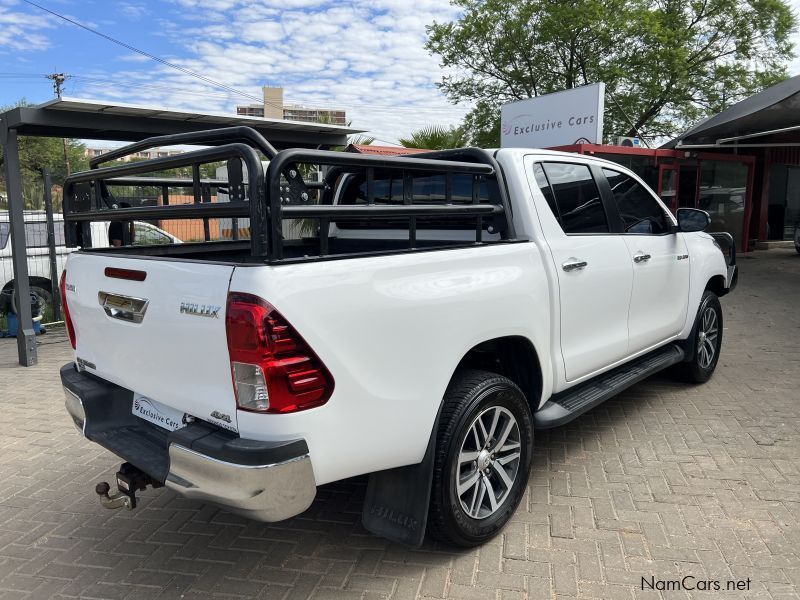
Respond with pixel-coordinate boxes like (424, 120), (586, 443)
(362, 426), (436, 547)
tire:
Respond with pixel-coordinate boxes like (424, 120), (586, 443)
(674, 290), (723, 383)
(10, 285), (52, 317)
(428, 369), (533, 547)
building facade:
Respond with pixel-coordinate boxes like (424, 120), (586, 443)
(236, 86), (346, 125)
(85, 147), (184, 161)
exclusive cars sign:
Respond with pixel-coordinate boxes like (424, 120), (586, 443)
(501, 83), (605, 148)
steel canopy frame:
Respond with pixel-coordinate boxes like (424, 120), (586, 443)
(0, 99), (357, 367)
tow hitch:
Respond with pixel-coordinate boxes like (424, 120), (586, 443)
(95, 463), (163, 511)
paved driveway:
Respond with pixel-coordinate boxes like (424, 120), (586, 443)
(1, 249), (799, 600)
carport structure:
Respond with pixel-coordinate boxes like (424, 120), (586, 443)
(0, 98), (359, 367)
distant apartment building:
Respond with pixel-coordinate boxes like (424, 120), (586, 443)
(85, 147), (184, 161)
(236, 86), (347, 125)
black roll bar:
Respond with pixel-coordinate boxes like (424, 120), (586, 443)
(265, 148), (505, 260)
(64, 126), (513, 264)
(89, 126), (277, 168)
(64, 142), (265, 255)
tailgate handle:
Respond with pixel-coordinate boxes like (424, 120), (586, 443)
(98, 291), (149, 324)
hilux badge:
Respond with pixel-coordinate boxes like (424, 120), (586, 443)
(179, 302), (221, 318)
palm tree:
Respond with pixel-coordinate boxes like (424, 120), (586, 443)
(399, 125), (469, 150)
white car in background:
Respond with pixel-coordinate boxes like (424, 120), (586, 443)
(0, 212), (180, 315)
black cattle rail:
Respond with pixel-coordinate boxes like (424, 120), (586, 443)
(63, 141), (265, 250)
(63, 126), (513, 263)
(264, 148), (509, 261)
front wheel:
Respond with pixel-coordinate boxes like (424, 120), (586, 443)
(675, 291), (723, 383)
(428, 370), (533, 547)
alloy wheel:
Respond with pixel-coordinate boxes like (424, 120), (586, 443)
(697, 306), (719, 369)
(456, 405), (521, 520)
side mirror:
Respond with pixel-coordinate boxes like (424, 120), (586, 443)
(676, 208), (711, 233)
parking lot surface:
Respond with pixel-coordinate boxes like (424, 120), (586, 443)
(1, 249), (799, 600)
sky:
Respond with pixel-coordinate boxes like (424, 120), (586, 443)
(2, 0), (800, 146)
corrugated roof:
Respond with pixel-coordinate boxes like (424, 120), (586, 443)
(662, 75), (800, 148)
(347, 144), (430, 156)
(39, 97), (363, 135)
(1, 98), (362, 147)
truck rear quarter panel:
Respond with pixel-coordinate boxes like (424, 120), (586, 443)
(231, 242), (551, 485)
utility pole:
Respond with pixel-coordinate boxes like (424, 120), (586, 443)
(46, 72), (67, 97)
(46, 73), (72, 175)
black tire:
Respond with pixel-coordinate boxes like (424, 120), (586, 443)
(674, 290), (723, 383)
(428, 369), (533, 547)
(10, 285), (52, 317)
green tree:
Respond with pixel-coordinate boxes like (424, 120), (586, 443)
(399, 125), (470, 149)
(427, 0), (796, 145)
(0, 100), (89, 209)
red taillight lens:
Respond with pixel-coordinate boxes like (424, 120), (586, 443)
(59, 270), (76, 349)
(225, 292), (334, 413)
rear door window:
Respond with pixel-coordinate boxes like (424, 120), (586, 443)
(537, 163), (610, 234)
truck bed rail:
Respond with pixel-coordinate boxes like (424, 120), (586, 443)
(63, 126), (514, 263)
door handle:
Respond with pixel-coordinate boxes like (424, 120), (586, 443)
(633, 253), (652, 264)
(562, 259), (588, 272)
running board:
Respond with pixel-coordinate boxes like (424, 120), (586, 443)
(534, 344), (685, 429)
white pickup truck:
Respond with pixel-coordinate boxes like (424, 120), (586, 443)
(59, 128), (736, 547)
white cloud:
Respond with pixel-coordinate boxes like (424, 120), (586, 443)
(0, 0), (54, 52)
(71, 0), (467, 144)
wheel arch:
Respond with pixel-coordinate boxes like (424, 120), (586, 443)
(451, 336), (543, 412)
(705, 274), (728, 297)
(2, 276), (53, 293)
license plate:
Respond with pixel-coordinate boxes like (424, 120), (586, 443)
(132, 393), (186, 431)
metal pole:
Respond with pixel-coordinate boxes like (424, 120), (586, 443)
(43, 168), (62, 322)
(1, 127), (38, 366)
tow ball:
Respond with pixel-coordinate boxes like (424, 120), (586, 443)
(95, 462), (163, 511)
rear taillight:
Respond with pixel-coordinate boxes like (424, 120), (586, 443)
(59, 270), (76, 349)
(225, 292), (334, 413)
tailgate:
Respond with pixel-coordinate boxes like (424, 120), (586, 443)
(64, 252), (238, 432)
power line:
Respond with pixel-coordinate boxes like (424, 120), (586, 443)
(21, 0), (263, 104)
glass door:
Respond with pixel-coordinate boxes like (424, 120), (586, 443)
(657, 165), (678, 211)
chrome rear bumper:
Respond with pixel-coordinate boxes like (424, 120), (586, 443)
(165, 443), (316, 522)
(61, 363), (316, 522)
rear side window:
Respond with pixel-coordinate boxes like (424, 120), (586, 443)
(537, 162), (609, 234)
(602, 168), (671, 234)
(24, 221), (66, 248)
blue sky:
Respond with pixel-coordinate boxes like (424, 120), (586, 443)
(2, 0), (800, 145)
(0, 0), (468, 144)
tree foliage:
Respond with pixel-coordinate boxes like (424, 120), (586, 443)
(399, 125), (470, 149)
(427, 0), (796, 145)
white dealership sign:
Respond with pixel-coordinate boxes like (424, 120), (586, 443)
(501, 83), (605, 148)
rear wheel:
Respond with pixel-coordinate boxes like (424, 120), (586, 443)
(675, 291), (723, 383)
(428, 370), (533, 547)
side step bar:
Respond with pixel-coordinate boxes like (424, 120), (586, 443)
(534, 344), (685, 429)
